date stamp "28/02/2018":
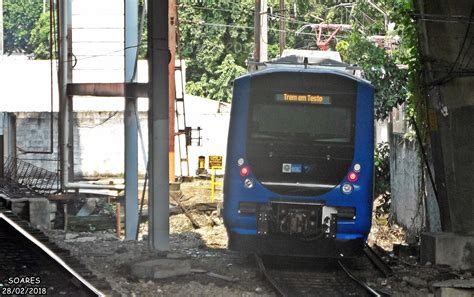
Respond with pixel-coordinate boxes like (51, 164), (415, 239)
(1, 276), (48, 296)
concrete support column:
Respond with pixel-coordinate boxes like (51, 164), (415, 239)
(124, 0), (139, 240)
(148, 0), (170, 251)
(59, 0), (73, 188)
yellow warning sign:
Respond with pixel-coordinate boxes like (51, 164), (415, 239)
(208, 155), (223, 168)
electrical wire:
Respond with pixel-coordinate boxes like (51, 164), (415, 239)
(178, 3), (253, 15)
(177, 19), (342, 39)
(458, 35), (474, 69)
(75, 112), (119, 128)
(178, 3), (336, 32)
(446, 6), (474, 74)
(428, 5), (474, 87)
(64, 44), (142, 64)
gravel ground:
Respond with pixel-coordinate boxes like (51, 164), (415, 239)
(44, 180), (472, 296)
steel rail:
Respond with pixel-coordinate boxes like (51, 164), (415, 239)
(255, 254), (288, 297)
(255, 253), (383, 297)
(338, 260), (381, 297)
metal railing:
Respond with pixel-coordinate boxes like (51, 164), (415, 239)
(3, 156), (60, 196)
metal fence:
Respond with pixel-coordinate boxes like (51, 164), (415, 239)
(3, 156), (60, 196)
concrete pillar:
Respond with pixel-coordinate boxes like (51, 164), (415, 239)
(148, 0), (170, 251)
(59, 0), (73, 188)
(29, 198), (51, 230)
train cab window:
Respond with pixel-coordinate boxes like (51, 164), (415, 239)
(251, 103), (352, 144)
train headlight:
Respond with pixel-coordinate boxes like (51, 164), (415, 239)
(354, 163), (361, 172)
(342, 183), (353, 194)
(244, 178), (254, 189)
(237, 158), (245, 166)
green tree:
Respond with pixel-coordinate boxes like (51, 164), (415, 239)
(187, 54), (246, 102)
(177, 0), (339, 101)
(29, 11), (55, 59)
(3, 0), (43, 55)
(337, 33), (407, 120)
(178, 0), (254, 101)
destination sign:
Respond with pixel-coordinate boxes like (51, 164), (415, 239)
(275, 93), (331, 104)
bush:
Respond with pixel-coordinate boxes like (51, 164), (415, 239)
(374, 142), (391, 218)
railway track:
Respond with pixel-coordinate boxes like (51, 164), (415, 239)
(0, 210), (110, 296)
(255, 254), (385, 297)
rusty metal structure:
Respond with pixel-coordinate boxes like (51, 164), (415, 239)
(2, 157), (60, 197)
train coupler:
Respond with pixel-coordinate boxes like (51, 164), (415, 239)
(256, 201), (337, 239)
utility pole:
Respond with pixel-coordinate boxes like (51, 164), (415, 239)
(279, 0), (285, 56)
(254, 0), (267, 63)
(148, 0), (170, 252)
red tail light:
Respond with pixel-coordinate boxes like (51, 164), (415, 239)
(348, 171), (358, 182)
(240, 166), (250, 177)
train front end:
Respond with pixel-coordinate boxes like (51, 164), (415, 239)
(224, 68), (374, 257)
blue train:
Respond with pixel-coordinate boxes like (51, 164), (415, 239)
(223, 56), (375, 257)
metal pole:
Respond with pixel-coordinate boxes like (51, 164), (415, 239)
(168, 0), (176, 182)
(148, 0), (170, 251)
(67, 0), (74, 181)
(254, 0), (267, 63)
(260, 0), (267, 62)
(254, 0), (260, 62)
(279, 0), (286, 56)
(124, 0), (139, 240)
(59, 0), (72, 189)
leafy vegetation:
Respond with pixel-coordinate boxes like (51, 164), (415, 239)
(177, 0), (353, 101)
(374, 142), (391, 218)
(3, 0), (43, 55)
(337, 34), (408, 120)
(29, 11), (55, 59)
(4, 0), (422, 118)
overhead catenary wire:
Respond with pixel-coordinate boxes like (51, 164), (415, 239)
(65, 3), (353, 65)
(177, 19), (347, 40)
(179, 3), (338, 30)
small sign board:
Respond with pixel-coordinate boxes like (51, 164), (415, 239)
(208, 155), (223, 168)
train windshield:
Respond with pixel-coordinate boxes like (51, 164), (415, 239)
(246, 72), (357, 196)
(251, 104), (352, 143)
